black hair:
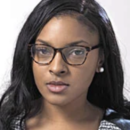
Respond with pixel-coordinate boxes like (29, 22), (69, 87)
(0, 0), (130, 129)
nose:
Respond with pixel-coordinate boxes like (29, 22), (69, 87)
(49, 51), (68, 76)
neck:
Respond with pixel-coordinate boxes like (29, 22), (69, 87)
(39, 97), (103, 123)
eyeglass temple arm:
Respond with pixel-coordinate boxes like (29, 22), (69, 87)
(91, 44), (102, 50)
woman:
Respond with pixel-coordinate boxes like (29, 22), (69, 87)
(0, 0), (130, 129)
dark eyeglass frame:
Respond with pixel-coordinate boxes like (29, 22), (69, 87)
(28, 43), (102, 66)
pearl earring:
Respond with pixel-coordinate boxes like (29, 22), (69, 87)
(99, 67), (104, 73)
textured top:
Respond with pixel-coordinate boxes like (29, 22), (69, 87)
(98, 120), (121, 130)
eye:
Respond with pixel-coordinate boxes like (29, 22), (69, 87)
(69, 49), (85, 56)
(36, 48), (51, 55)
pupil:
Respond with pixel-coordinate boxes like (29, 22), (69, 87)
(38, 48), (51, 55)
(42, 49), (48, 54)
(75, 50), (83, 55)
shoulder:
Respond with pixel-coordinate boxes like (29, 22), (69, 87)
(11, 113), (25, 130)
(99, 120), (121, 130)
(110, 118), (130, 130)
(102, 108), (130, 130)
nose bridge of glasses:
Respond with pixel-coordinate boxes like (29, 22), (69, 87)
(52, 48), (66, 63)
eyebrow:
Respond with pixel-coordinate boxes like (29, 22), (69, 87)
(36, 39), (89, 47)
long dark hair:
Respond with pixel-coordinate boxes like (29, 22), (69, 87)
(0, 0), (130, 129)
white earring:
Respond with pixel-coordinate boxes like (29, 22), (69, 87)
(99, 67), (104, 73)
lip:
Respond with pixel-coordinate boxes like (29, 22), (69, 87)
(46, 81), (69, 93)
(47, 81), (69, 86)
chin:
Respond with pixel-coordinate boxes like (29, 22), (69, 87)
(43, 94), (70, 107)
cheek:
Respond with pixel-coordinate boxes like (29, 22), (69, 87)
(32, 64), (40, 88)
(72, 56), (98, 89)
(32, 62), (46, 88)
(71, 67), (95, 90)
(65, 67), (96, 103)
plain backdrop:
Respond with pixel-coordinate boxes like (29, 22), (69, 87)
(0, 0), (130, 100)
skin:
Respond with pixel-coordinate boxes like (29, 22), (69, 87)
(26, 15), (104, 130)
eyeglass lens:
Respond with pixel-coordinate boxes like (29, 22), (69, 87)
(31, 44), (87, 65)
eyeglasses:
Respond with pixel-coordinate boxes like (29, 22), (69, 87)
(28, 43), (101, 66)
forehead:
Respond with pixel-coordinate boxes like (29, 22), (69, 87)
(56, 10), (98, 32)
(36, 15), (99, 47)
(55, 11), (98, 33)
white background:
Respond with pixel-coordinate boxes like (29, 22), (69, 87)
(0, 0), (130, 100)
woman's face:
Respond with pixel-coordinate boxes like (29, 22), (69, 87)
(32, 15), (101, 106)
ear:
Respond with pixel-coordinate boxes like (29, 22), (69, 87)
(96, 51), (104, 73)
